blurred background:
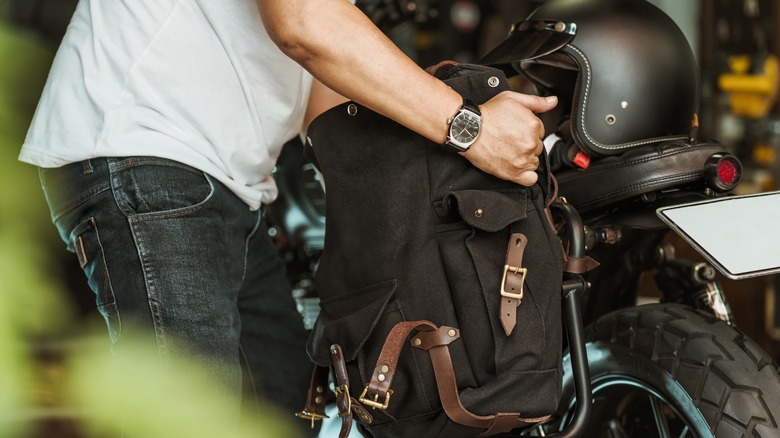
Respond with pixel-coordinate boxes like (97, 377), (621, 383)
(2, 0), (780, 437)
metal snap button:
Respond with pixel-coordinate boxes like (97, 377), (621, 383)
(347, 103), (358, 116)
(475, 208), (484, 217)
(488, 76), (500, 88)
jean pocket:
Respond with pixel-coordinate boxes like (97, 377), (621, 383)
(71, 217), (121, 343)
(110, 157), (215, 219)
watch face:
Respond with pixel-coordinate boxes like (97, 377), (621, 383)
(450, 110), (481, 146)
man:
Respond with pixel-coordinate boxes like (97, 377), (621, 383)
(19, 0), (555, 430)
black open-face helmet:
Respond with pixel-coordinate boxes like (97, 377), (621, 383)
(479, 0), (699, 157)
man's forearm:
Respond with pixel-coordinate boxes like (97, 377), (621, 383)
(258, 0), (462, 145)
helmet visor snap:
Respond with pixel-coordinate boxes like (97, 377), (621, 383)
(479, 20), (577, 67)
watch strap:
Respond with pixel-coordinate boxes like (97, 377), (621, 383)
(461, 98), (480, 115)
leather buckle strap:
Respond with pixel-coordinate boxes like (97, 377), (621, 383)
(500, 264), (527, 300)
(328, 345), (375, 435)
(500, 233), (528, 336)
(330, 345), (350, 414)
(295, 365), (330, 429)
(334, 383), (352, 417)
(357, 320), (546, 435)
(330, 344), (356, 438)
(359, 321), (438, 412)
(358, 385), (393, 410)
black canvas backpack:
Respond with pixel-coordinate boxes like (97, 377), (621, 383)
(297, 63), (567, 437)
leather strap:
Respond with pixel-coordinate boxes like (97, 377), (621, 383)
(361, 321), (438, 409)
(316, 319), (549, 436)
(295, 365), (330, 428)
(346, 320), (548, 435)
(500, 233), (528, 336)
(564, 254), (600, 274)
(424, 60), (460, 76)
(330, 344), (375, 438)
(330, 345), (355, 438)
(411, 324), (549, 435)
(298, 348), (374, 436)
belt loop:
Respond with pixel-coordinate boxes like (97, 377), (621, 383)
(81, 159), (94, 175)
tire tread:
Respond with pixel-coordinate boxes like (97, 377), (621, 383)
(591, 304), (780, 437)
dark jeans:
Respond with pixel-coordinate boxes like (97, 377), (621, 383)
(39, 157), (311, 425)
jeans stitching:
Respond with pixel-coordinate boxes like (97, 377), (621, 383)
(236, 212), (264, 396)
(108, 156), (203, 173)
(241, 214), (263, 285)
(84, 218), (123, 343)
(127, 209), (169, 361)
(109, 159), (216, 221)
(49, 182), (111, 223)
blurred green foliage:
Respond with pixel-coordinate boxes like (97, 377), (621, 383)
(65, 333), (298, 438)
(0, 18), (300, 438)
(0, 20), (71, 438)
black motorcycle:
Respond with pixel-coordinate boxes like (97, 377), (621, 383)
(546, 140), (780, 437)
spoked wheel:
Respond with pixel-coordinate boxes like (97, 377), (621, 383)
(549, 303), (780, 438)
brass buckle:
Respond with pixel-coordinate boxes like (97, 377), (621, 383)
(500, 264), (527, 300)
(295, 410), (330, 429)
(334, 384), (352, 417)
(358, 385), (394, 410)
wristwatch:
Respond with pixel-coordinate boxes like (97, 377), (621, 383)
(443, 98), (482, 153)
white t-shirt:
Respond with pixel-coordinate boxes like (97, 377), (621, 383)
(20, 0), (313, 210)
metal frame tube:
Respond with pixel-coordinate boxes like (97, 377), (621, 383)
(548, 202), (592, 437)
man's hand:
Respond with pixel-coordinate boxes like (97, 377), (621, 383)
(462, 92), (558, 186)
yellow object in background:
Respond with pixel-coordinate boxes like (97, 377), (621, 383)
(752, 142), (776, 166)
(718, 54), (780, 119)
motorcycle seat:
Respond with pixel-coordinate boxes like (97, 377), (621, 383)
(555, 141), (729, 213)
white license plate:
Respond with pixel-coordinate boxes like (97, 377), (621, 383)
(657, 191), (780, 280)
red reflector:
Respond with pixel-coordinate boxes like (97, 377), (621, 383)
(704, 153), (741, 191)
(717, 160), (737, 184)
(572, 151), (591, 169)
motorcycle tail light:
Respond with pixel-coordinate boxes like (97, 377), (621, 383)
(703, 153), (742, 191)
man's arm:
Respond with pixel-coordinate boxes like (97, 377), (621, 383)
(258, 0), (557, 186)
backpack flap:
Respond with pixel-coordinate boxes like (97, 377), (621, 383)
(442, 189), (528, 232)
(307, 279), (399, 367)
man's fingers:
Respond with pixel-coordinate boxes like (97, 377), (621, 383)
(468, 92), (554, 185)
(535, 138), (545, 156)
(506, 92), (558, 113)
(515, 170), (539, 187)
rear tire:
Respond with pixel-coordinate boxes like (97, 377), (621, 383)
(557, 303), (780, 437)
